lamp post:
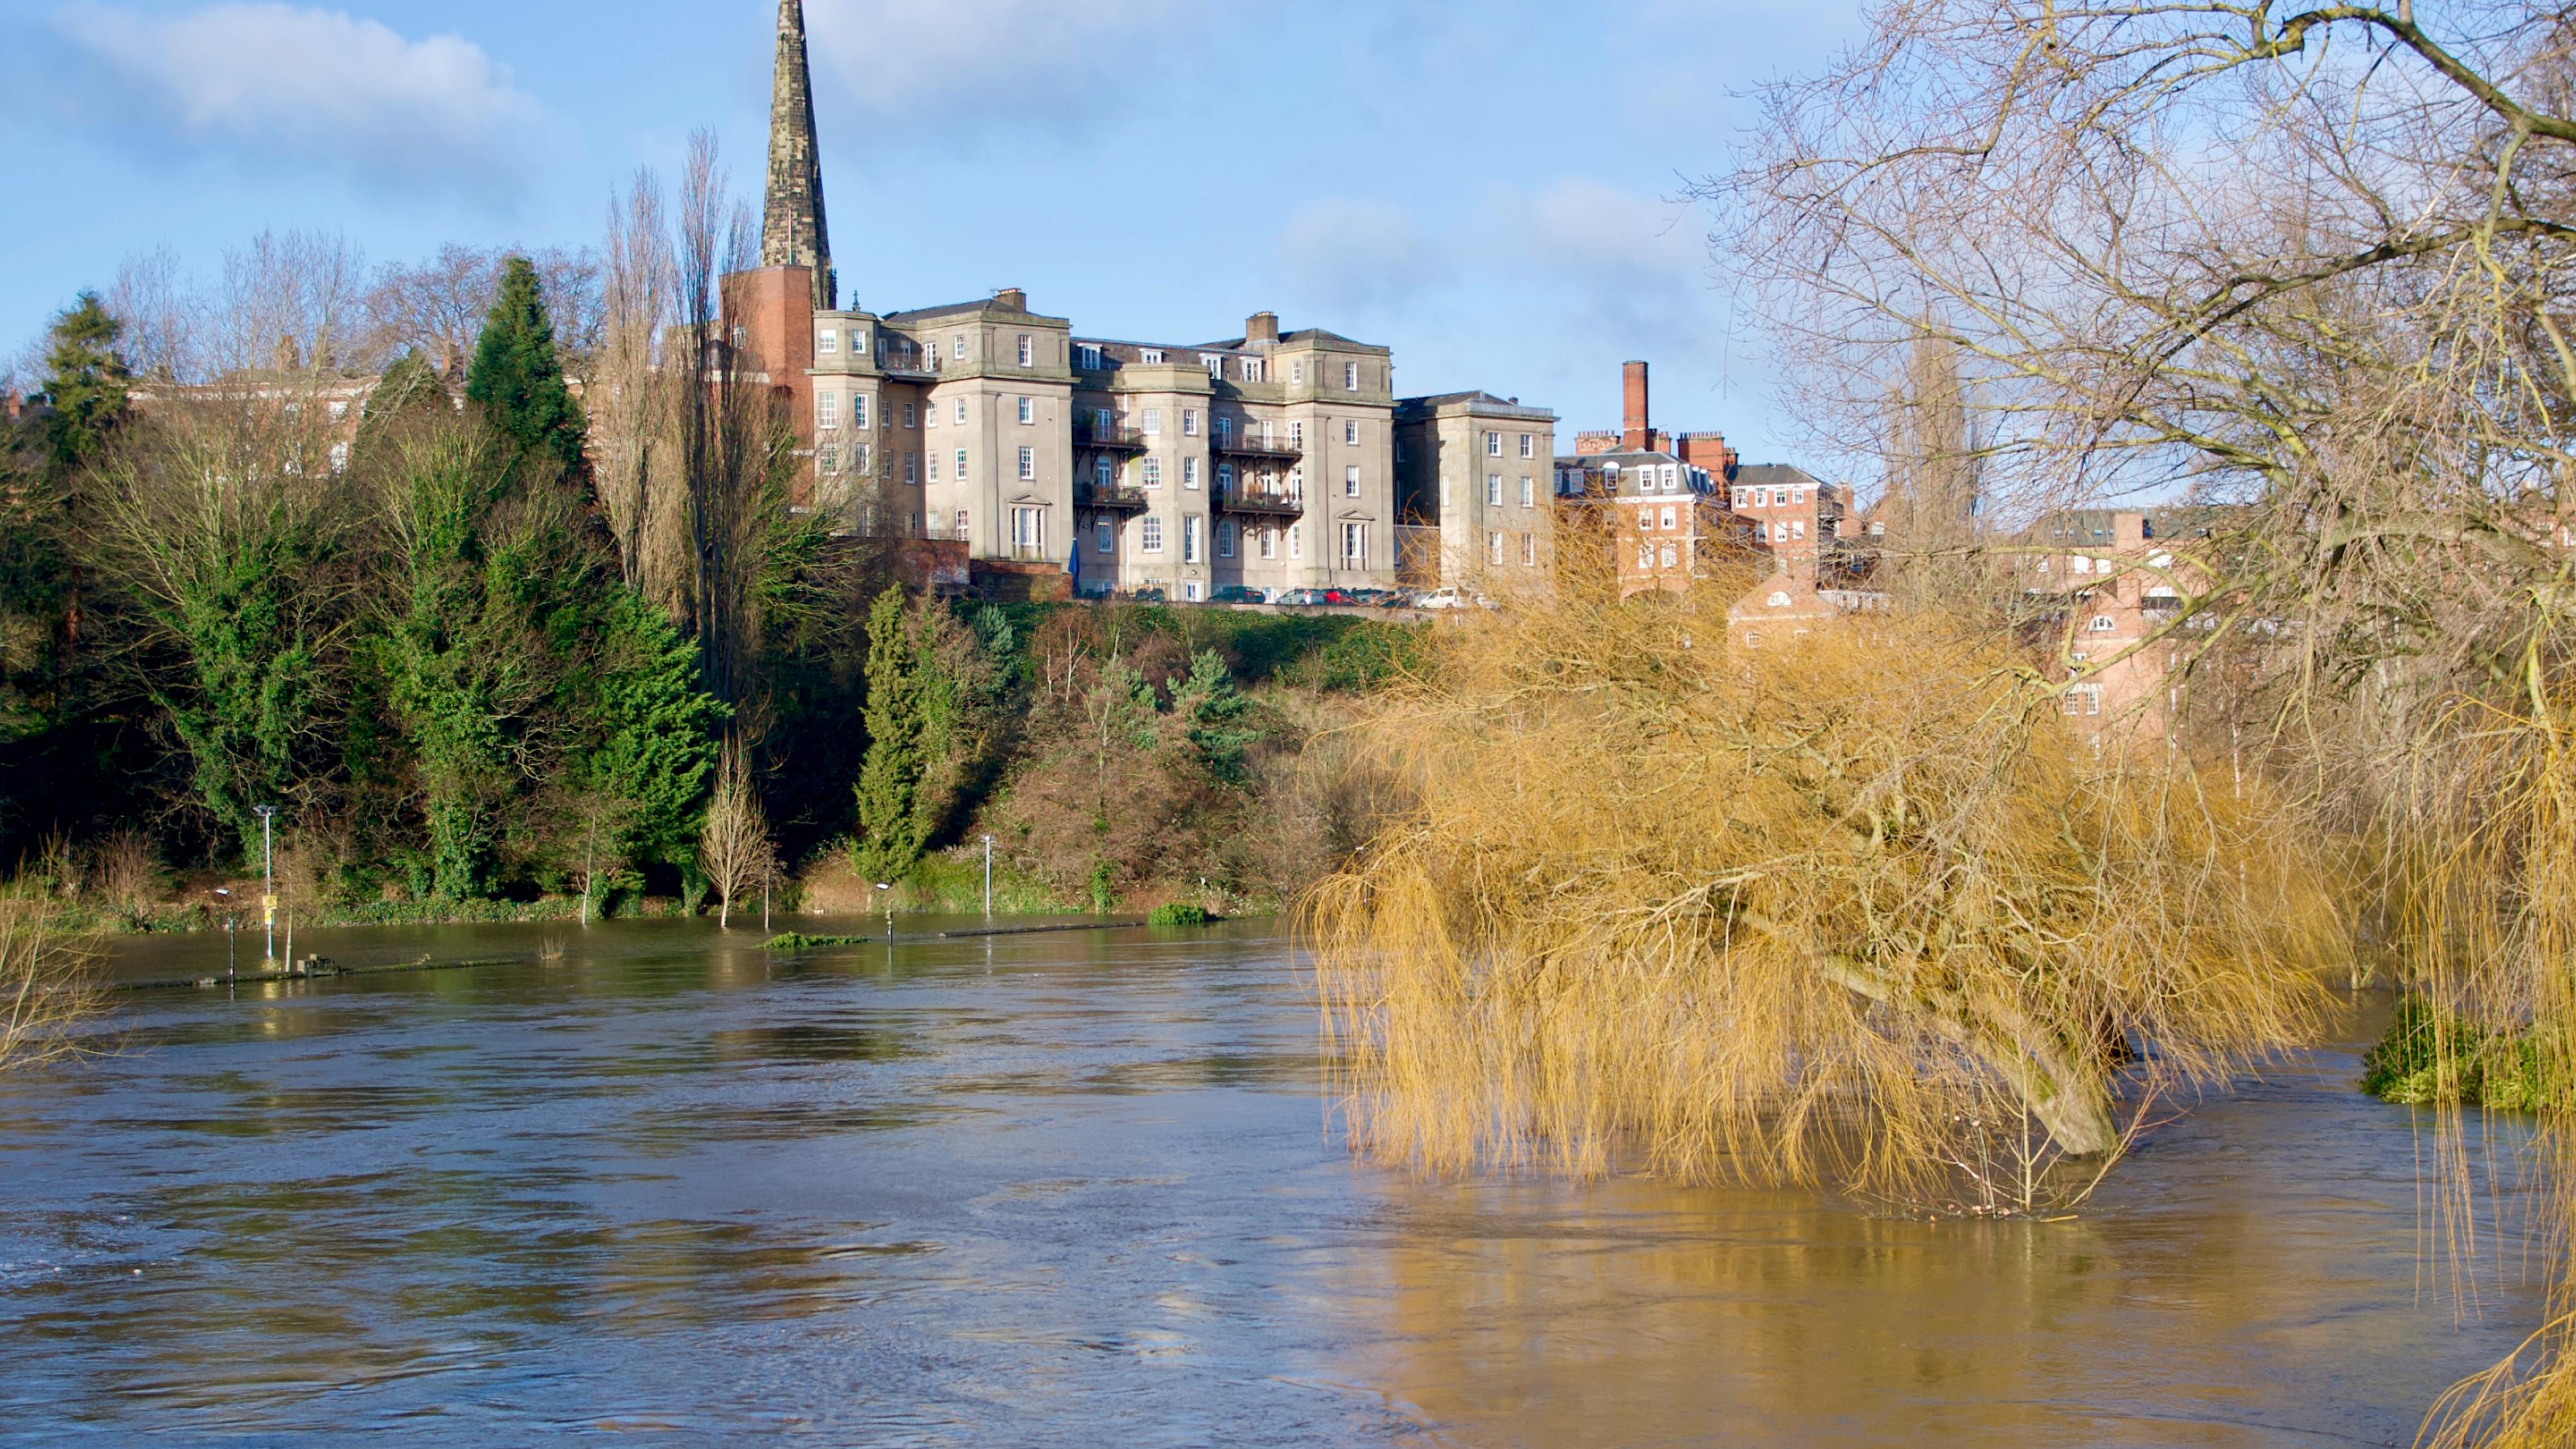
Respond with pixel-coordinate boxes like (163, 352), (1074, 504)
(252, 804), (278, 963)
(981, 835), (994, 919)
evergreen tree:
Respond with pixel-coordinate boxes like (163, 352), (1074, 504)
(352, 349), (451, 472)
(851, 586), (926, 882)
(582, 588), (727, 869)
(38, 292), (131, 470)
(463, 258), (586, 482)
(1169, 649), (1260, 785)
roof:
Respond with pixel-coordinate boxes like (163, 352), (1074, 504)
(1731, 463), (1823, 488)
(1557, 449), (1696, 468)
(1394, 390), (1556, 421)
(883, 298), (1069, 326)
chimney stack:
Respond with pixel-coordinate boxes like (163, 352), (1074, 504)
(1621, 360), (1650, 450)
(994, 287), (1028, 312)
(1246, 311), (1280, 345)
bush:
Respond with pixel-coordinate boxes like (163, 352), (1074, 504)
(1147, 902), (1211, 926)
(2361, 994), (2569, 1112)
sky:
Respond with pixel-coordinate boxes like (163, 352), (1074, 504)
(0, 0), (1867, 462)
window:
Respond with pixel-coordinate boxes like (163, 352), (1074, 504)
(953, 335), (967, 360)
(1519, 433), (1534, 459)
(954, 448), (967, 478)
(327, 400), (351, 423)
(1637, 545), (1654, 570)
(904, 402), (918, 427)
(1489, 531), (1505, 565)
(1143, 517), (1165, 553)
(1215, 417), (1232, 445)
(1218, 520), (1236, 558)
(1637, 506), (1655, 531)
(1344, 420), (1359, 446)
(1792, 488), (1805, 505)
(819, 329), (839, 355)
(1289, 523), (1303, 559)
(1010, 506), (1045, 554)
(1016, 335), (1032, 366)
(1095, 457), (1114, 490)
(1018, 396), (1034, 425)
(1341, 521), (1368, 564)
(2072, 556), (2094, 575)
(1290, 421), (1304, 447)
(1291, 361), (1305, 384)
(1018, 447), (1035, 480)
(905, 451), (919, 484)
(1097, 519), (1114, 553)
(1240, 358), (1263, 382)
(1661, 543), (1678, 568)
(817, 444), (838, 473)
(1344, 362), (1360, 390)
(853, 444), (871, 474)
(1140, 347), (1165, 364)
(1660, 505), (1677, 531)
(817, 392), (840, 427)
(1142, 408), (1163, 435)
(1519, 476), (1536, 508)
(1143, 458), (1163, 488)
(1486, 431), (1503, 457)
(1521, 533), (1537, 567)
(928, 451), (941, 482)
(953, 400), (967, 425)
(2090, 614), (2118, 632)
(1792, 519), (1807, 539)
(1079, 343), (1102, 370)
(1184, 580), (1204, 602)
(1205, 354), (1224, 381)
(1184, 515), (1203, 564)
(1183, 458), (1201, 489)
(2063, 684), (2104, 716)
(1346, 465), (1361, 498)
(852, 395), (869, 429)
(328, 441), (349, 472)
(1662, 466), (1678, 490)
(1217, 462), (1236, 490)
(1770, 591), (1792, 608)
(1258, 527), (1277, 560)
(955, 508), (971, 539)
(1731, 489), (1745, 508)
(1094, 407), (1112, 434)
(1183, 409), (1200, 437)
(1487, 475), (1503, 506)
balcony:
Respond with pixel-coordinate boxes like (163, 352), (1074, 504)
(1217, 482), (1304, 517)
(1214, 433), (1303, 461)
(1073, 423), (1149, 452)
(1076, 480), (1151, 513)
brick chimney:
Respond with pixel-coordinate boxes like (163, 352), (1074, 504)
(1246, 311), (1280, 345)
(1621, 360), (1650, 450)
(994, 287), (1028, 312)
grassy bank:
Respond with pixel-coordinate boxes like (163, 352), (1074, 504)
(2361, 996), (2569, 1112)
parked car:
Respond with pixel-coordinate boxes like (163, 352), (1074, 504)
(1275, 588), (1334, 606)
(1210, 585), (1267, 604)
(1417, 587), (1470, 610)
(1124, 586), (1166, 603)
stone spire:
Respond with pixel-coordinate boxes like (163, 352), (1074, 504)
(761, 0), (835, 311)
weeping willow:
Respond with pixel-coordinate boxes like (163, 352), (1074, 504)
(1306, 576), (2334, 1208)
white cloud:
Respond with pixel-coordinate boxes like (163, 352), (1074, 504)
(806, 0), (1200, 126)
(1277, 198), (1440, 313)
(49, 3), (541, 186)
(1491, 178), (1709, 279)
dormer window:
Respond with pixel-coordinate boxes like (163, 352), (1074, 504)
(1205, 354), (1224, 380)
(818, 329), (839, 356)
(2090, 615), (2118, 632)
(1140, 347), (1165, 364)
(1079, 343), (1102, 370)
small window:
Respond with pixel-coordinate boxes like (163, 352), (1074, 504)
(1205, 354), (1224, 380)
(1661, 543), (1678, 568)
(928, 451), (941, 482)
(1344, 420), (1358, 446)
(953, 400), (967, 425)
(1487, 476), (1503, 506)
(1184, 458), (1201, 489)
(1519, 476), (1535, 508)
(1291, 421), (1305, 447)
(904, 402), (918, 428)
(1637, 545), (1654, 570)
(1142, 517), (1165, 553)
(817, 444), (838, 472)
(1097, 519), (1114, 553)
(1291, 361), (1305, 384)
(1018, 396), (1034, 425)
(1341, 521), (1367, 564)
(1018, 446), (1035, 480)
(1660, 505), (1677, 531)
(1144, 458), (1163, 488)
(1140, 347), (1165, 364)
(1079, 343), (1102, 370)
(1346, 465), (1361, 498)
(851, 395), (869, 429)
(1768, 591), (1792, 608)
(2090, 614), (2118, 632)
(1636, 506), (1654, 531)
(1289, 523), (1302, 559)
(1240, 358), (1262, 382)
(1094, 407), (1112, 434)
(1792, 519), (1807, 539)
(1485, 432), (1502, 457)
(819, 329), (839, 356)
(1259, 527), (1277, 560)
(1095, 457), (1114, 489)
(905, 451), (919, 484)
(1344, 362), (1360, 390)
(329, 440), (349, 472)
(1184, 515), (1203, 564)
(1218, 462), (1236, 489)
(1142, 408), (1163, 435)
(1215, 416), (1232, 445)
(817, 392), (840, 427)
(1183, 580), (1204, 602)
(955, 508), (970, 539)
(1017, 335), (1032, 366)
(1519, 433), (1534, 459)
(1218, 520), (1236, 559)
(954, 447), (967, 478)
(1521, 533), (1537, 566)
(953, 335), (967, 359)
(1183, 409), (1199, 437)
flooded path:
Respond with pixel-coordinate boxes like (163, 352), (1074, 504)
(0, 919), (2547, 1445)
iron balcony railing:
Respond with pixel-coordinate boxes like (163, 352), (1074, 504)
(1075, 481), (1152, 512)
(1073, 423), (1150, 452)
(1213, 434), (1303, 460)
(1217, 482), (1304, 517)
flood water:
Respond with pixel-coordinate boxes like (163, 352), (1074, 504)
(0, 918), (2552, 1446)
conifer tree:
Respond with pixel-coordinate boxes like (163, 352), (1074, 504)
(38, 292), (131, 470)
(851, 586), (926, 882)
(464, 257), (586, 482)
(582, 588), (727, 869)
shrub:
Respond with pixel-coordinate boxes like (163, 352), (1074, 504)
(1147, 902), (1210, 926)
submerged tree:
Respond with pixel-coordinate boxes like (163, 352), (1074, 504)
(698, 737), (773, 928)
(851, 586), (924, 883)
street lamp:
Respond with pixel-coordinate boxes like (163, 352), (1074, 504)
(981, 835), (994, 919)
(252, 804), (278, 963)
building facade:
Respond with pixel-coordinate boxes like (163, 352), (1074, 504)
(1393, 391), (1560, 591)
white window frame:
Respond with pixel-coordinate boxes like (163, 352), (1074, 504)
(953, 335), (967, 360)
(1079, 343), (1102, 370)
(1140, 347), (1165, 364)
(1142, 517), (1165, 553)
(1184, 515), (1203, 564)
(817, 392), (840, 428)
(1218, 519), (1236, 559)
(1487, 474), (1503, 507)
(1016, 335), (1032, 366)
(1183, 408), (1200, 437)
(1143, 458), (1163, 488)
(1018, 446), (1035, 481)
(1142, 407), (1164, 435)
(852, 394), (869, 429)
(1344, 420), (1358, 446)
(818, 329), (839, 356)
(904, 402), (918, 428)
(1519, 476), (1535, 508)
(953, 400), (967, 425)
(1346, 465), (1362, 498)
(1289, 524), (1303, 559)
(1097, 519), (1114, 553)
(954, 448), (967, 478)
(1344, 361), (1360, 391)
(1485, 431), (1502, 457)
(1018, 396), (1034, 425)
(1340, 521), (1367, 564)
(1519, 433), (1534, 459)
(1183, 457), (1201, 489)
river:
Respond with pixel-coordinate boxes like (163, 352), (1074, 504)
(0, 918), (2548, 1446)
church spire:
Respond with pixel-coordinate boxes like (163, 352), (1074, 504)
(761, 0), (835, 311)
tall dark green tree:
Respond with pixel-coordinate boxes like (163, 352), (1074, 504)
(580, 587), (727, 869)
(851, 586), (926, 882)
(463, 258), (586, 482)
(38, 292), (131, 471)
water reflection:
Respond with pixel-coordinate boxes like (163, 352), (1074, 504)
(0, 918), (2548, 1446)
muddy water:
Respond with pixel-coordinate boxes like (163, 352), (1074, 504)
(0, 919), (2548, 1446)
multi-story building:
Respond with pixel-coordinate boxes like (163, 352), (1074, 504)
(1555, 449), (1748, 597)
(729, 3), (1479, 601)
(1726, 464), (1849, 567)
(2015, 508), (2234, 732)
(1392, 392), (1560, 591)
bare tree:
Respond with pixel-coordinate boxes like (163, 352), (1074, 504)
(360, 244), (602, 378)
(593, 172), (684, 600)
(697, 738), (773, 929)
(0, 896), (103, 1074)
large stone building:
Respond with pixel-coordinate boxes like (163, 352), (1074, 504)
(730, 1), (1531, 601)
(1392, 392), (1561, 590)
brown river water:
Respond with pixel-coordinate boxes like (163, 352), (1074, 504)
(0, 918), (2551, 1446)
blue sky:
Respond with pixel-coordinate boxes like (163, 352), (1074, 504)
(0, 0), (1865, 462)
